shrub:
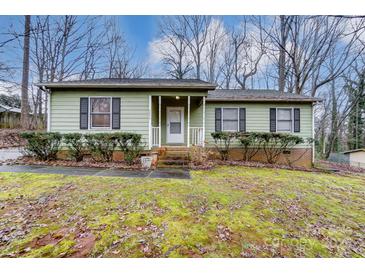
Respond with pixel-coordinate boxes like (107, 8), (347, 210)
(236, 133), (259, 161)
(189, 145), (210, 165)
(211, 132), (236, 160)
(20, 132), (62, 161)
(257, 132), (304, 164)
(114, 132), (143, 165)
(84, 133), (117, 162)
(63, 133), (84, 162)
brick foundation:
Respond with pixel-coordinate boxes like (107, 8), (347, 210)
(57, 147), (313, 169)
(209, 147), (313, 168)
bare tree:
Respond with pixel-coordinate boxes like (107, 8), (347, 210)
(29, 16), (107, 128)
(277, 16), (292, 93)
(218, 40), (235, 89)
(157, 16), (193, 79)
(20, 15), (31, 129)
(79, 18), (106, 80)
(104, 18), (146, 78)
(181, 16), (211, 79)
(232, 17), (267, 89)
(203, 18), (226, 83)
(264, 16), (365, 96)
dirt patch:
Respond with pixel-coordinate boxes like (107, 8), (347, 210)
(28, 232), (63, 249)
(70, 232), (96, 258)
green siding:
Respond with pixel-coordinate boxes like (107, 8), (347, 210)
(205, 102), (313, 148)
(50, 89), (313, 149)
(50, 90), (150, 147)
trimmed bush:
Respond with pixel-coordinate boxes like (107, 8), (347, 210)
(63, 133), (84, 162)
(20, 132), (62, 161)
(211, 132), (236, 160)
(84, 133), (117, 162)
(114, 132), (143, 165)
(236, 133), (259, 161)
(258, 132), (304, 164)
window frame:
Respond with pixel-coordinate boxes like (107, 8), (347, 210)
(276, 107), (294, 133)
(221, 107), (240, 132)
(88, 96), (112, 130)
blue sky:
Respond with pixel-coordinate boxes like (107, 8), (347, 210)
(0, 16), (240, 62)
(117, 16), (239, 60)
(118, 16), (159, 60)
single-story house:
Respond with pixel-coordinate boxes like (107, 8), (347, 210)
(37, 78), (321, 167)
(343, 149), (365, 168)
(0, 103), (21, 128)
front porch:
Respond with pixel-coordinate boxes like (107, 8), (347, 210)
(148, 95), (206, 149)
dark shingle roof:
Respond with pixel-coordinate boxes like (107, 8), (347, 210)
(36, 78), (216, 90)
(0, 104), (21, 113)
(207, 89), (322, 102)
(343, 148), (365, 154)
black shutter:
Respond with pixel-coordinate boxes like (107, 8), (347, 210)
(294, 108), (300, 133)
(239, 108), (246, 132)
(112, 97), (121, 129)
(269, 108), (276, 132)
(215, 108), (222, 132)
(80, 97), (89, 129)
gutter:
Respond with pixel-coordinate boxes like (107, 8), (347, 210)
(34, 83), (217, 90)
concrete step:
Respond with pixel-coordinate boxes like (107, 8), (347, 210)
(161, 151), (189, 158)
(163, 146), (190, 151)
(157, 159), (189, 167)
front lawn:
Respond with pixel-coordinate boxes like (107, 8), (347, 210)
(0, 166), (364, 257)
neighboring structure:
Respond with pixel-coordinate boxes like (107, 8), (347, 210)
(0, 104), (21, 128)
(37, 78), (322, 167)
(343, 149), (365, 168)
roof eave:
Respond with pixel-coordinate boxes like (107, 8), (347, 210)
(35, 83), (216, 90)
(206, 98), (321, 102)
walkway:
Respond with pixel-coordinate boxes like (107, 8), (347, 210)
(0, 147), (23, 161)
(0, 165), (191, 179)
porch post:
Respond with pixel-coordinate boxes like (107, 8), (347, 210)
(148, 95), (152, 150)
(187, 96), (190, 148)
(202, 96), (205, 147)
(158, 96), (161, 147)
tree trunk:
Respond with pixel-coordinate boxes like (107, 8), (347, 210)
(278, 15), (286, 93)
(325, 80), (339, 159)
(21, 15), (31, 129)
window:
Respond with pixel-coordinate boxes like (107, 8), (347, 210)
(169, 110), (182, 134)
(90, 97), (111, 128)
(222, 108), (239, 131)
(277, 108), (292, 132)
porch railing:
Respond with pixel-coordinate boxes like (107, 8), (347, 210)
(152, 127), (160, 147)
(190, 127), (204, 146)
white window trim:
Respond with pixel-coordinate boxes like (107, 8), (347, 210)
(221, 107), (240, 132)
(88, 96), (113, 130)
(276, 107), (294, 133)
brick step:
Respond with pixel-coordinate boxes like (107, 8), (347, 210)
(159, 156), (189, 162)
(157, 159), (189, 167)
(161, 151), (189, 158)
(163, 146), (190, 151)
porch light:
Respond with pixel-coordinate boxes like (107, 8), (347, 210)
(175, 96), (180, 100)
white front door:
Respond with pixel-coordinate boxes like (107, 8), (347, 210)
(166, 107), (184, 144)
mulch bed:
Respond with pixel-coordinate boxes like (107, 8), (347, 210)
(5, 156), (144, 170)
(190, 159), (365, 175)
(0, 129), (27, 148)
